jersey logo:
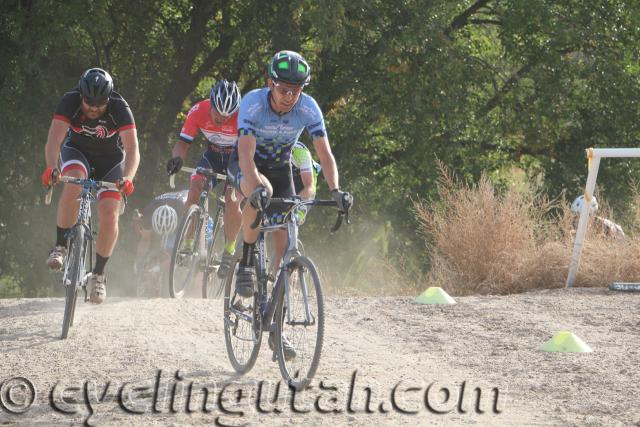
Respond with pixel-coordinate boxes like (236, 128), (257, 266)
(187, 103), (200, 117)
(81, 125), (109, 139)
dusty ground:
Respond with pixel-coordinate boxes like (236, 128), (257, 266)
(0, 287), (639, 426)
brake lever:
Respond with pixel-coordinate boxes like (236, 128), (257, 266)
(250, 210), (263, 229)
(44, 169), (60, 205)
(331, 212), (344, 233)
(120, 193), (127, 215)
(44, 186), (53, 206)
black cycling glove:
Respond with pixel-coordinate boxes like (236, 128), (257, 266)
(166, 157), (183, 175)
(249, 186), (270, 210)
(331, 189), (353, 212)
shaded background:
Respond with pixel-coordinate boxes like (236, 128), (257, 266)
(2, 0), (640, 296)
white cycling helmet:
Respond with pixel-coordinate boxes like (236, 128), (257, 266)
(571, 195), (599, 214)
(210, 79), (241, 116)
(152, 205), (178, 236)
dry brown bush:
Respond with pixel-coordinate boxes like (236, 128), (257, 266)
(414, 164), (640, 296)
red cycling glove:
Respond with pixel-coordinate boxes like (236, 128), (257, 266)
(41, 167), (59, 187)
(117, 179), (134, 196)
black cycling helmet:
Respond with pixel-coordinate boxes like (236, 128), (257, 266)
(268, 51), (310, 86)
(78, 67), (113, 105)
(210, 79), (241, 116)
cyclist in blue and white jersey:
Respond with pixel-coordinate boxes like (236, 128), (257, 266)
(227, 51), (351, 299)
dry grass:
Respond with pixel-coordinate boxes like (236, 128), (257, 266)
(414, 164), (640, 296)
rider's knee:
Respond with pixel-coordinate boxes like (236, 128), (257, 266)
(98, 198), (120, 226)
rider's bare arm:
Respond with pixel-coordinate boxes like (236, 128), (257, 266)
(44, 118), (71, 169)
(238, 134), (262, 191)
(312, 136), (339, 190)
(120, 128), (140, 181)
(299, 170), (315, 200)
(171, 140), (190, 161)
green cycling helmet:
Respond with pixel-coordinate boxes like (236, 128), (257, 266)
(268, 50), (310, 86)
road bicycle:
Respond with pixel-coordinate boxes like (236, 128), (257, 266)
(168, 166), (228, 299)
(45, 176), (122, 339)
(223, 196), (351, 390)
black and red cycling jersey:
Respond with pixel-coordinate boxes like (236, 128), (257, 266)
(53, 90), (136, 156)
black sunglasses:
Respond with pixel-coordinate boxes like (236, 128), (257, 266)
(82, 97), (109, 108)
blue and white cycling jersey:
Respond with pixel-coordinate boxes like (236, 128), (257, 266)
(237, 88), (327, 167)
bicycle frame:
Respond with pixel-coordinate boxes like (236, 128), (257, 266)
(62, 185), (93, 291)
(48, 178), (111, 288)
(252, 199), (332, 333)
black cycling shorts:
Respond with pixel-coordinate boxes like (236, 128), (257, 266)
(192, 149), (231, 189)
(227, 151), (295, 199)
(59, 141), (124, 200)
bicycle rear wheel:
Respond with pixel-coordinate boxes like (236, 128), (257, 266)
(223, 260), (262, 373)
(202, 207), (225, 299)
(169, 205), (203, 298)
(274, 255), (324, 390)
(61, 225), (84, 339)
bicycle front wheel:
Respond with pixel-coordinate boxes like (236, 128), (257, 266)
(169, 205), (203, 298)
(61, 225), (84, 339)
(274, 255), (324, 390)
(223, 260), (262, 373)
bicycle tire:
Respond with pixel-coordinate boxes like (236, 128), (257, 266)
(223, 259), (262, 373)
(202, 207), (225, 299)
(169, 204), (203, 298)
(274, 255), (324, 390)
(69, 237), (89, 327)
(61, 225), (84, 339)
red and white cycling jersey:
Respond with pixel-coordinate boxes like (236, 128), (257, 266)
(179, 99), (238, 148)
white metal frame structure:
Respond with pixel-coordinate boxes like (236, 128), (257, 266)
(566, 147), (640, 288)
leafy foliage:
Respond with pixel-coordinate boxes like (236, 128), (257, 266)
(2, 0), (640, 295)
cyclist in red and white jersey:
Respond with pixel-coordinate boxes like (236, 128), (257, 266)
(165, 79), (243, 278)
(42, 67), (140, 304)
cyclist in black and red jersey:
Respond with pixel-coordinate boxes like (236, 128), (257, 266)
(165, 79), (243, 279)
(42, 67), (140, 304)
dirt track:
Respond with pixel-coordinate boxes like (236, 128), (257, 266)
(0, 287), (639, 426)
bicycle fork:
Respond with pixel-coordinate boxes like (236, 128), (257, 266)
(282, 221), (314, 327)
